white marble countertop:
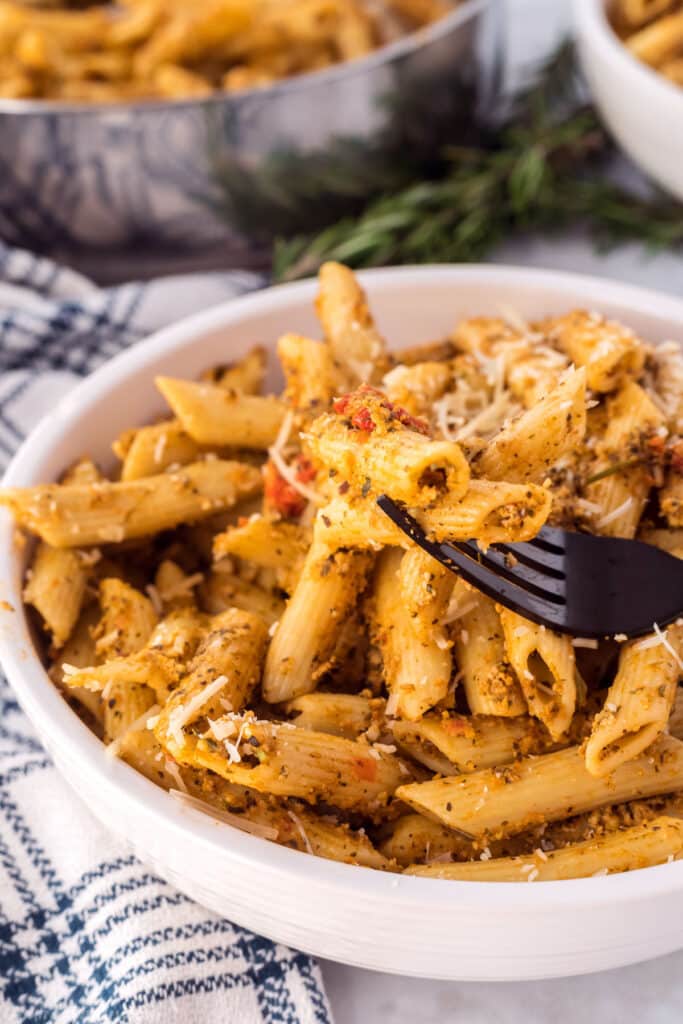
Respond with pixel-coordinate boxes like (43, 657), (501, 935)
(323, 1), (683, 1018)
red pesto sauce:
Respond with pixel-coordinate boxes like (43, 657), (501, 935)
(333, 385), (430, 437)
(264, 455), (316, 519)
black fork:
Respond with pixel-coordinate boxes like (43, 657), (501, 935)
(377, 495), (683, 639)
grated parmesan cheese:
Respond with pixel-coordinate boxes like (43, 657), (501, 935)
(442, 595), (478, 625)
(77, 548), (101, 567)
(575, 498), (603, 517)
(208, 717), (237, 741)
(268, 409), (324, 508)
(166, 675), (228, 747)
(571, 638), (599, 649)
(224, 717), (252, 764)
(597, 497), (633, 529)
(287, 810), (314, 854)
(164, 759), (188, 793)
(154, 431), (168, 465)
(636, 623), (683, 671)
(145, 584), (163, 615)
(385, 689), (400, 717)
(158, 572), (204, 602)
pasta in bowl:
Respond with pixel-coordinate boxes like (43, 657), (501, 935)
(3, 264), (683, 979)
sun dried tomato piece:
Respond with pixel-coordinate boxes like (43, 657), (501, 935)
(263, 459), (306, 519)
(350, 406), (376, 432)
(391, 405), (431, 436)
(333, 394), (351, 415)
(294, 455), (317, 484)
(352, 756), (378, 782)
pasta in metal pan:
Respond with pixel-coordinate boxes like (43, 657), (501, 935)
(0, 0), (455, 102)
(5, 261), (683, 880)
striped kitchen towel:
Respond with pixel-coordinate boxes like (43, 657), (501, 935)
(0, 243), (333, 1024)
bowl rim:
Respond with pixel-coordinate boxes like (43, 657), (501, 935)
(0, 0), (488, 117)
(574, 0), (683, 105)
(3, 262), (683, 913)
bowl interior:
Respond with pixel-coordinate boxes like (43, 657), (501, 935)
(3, 265), (683, 936)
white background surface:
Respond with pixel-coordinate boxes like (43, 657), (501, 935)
(322, 0), (683, 1018)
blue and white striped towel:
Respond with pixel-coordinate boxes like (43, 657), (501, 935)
(0, 243), (334, 1024)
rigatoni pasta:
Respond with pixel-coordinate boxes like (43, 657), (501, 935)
(8, 261), (683, 882)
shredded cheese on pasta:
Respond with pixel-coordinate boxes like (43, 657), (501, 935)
(166, 676), (229, 747)
(597, 497), (633, 529)
(287, 810), (314, 853)
(268, 409), (324, 507)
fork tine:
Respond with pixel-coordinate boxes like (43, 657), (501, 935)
(495, 540), (566, 577)
(454, 541), (566, 601)
(437, 541), (569, 629)
(530, 526), (566, 553)
(376, 495), (571, 632)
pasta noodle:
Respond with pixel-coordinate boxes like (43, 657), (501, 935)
(7, 260), (683, 880)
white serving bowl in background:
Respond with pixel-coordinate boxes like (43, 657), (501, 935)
(574, 0), (683, 202)
(3, 265), (683, 982)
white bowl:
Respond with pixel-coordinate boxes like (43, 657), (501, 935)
(574, 0), (683, 202)
(3, 265), (683, 982)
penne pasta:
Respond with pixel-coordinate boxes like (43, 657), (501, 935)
(407, 817), (683, 880)
(585, 625), (683, 776)
(585, 382), (665, 538)
(283, 692), (380, 739)
(199, 570), (285, 625)
(262, 542), (373, 703)
(117, 419), (210, 480)
(12, 262), (683, 879)
(212, 514), (309, 592)
(315, 261), (389, 384)
(369, 548), (452, 720)
(307, 385), (470, 508)
(23, 543), (90, 648)
(475, 368), (586, 484)
(0, 460), (262, 547)
(453, 590), (527, 717)
(202, 346), (267, 395)
(380, 813), (477, 866)
(391, 713), (554, 775)
(159, 714), (411, 816)
(499, 609), (580, 740)
(314, 479), (552, 552)
(277, 333), (340, 417)
(545, 310), (645, 392)
(156, 377), (285, 449)
(660, 472), (683, 526)
(396, 735), (683, 839)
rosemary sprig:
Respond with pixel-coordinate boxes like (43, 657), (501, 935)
(273, 42), (683, 282)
